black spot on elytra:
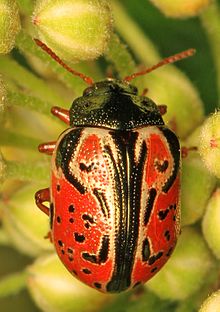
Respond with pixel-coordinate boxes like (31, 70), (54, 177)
(56, 216), (61, 223)
(155, 159), (169, 172)
(166, 247), (173, 257)
(82, 268), (91, 274)
(82, 214), (95, 223)
(164, 230), (170, 241)
(68, 256), (73, 261)
(158, 209), (169, 220)
(67, 248), (73, 254)
(82, 253), (97, 263)
(58, 240), (63, 247)
(85, 223), (90, 229)
(151, 267), (157, 273)
(56, 184), (61, 191)
(69, 218), (74, 223)
(68, 204), (75, 213)
(79, 162), (95, 172)
(74, 233), (85, 243)
(72, 270), (78, 276)
(94, 282), (101, 289)
(61, 249), (65, 255)
(142, 238), (150, 261)
(148, 251), (163, 265)
(173, 215), (176, 221)
(50, 203), (54, 229)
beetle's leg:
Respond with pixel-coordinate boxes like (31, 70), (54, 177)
(35, 188), (50, 216)
(181, 146), (197, 158)
(38, 142), (56, 155)
(141, 88), (149, 96)
(51, 106), (70, 125)
(157, 105), (167, 115)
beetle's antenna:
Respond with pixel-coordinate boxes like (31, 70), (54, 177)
(123, 48), (196, 83)
(34, 39), (94, 85)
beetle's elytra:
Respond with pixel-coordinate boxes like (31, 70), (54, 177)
(35, 41), (195, 293)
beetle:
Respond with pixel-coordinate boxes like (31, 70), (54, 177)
(35, 40), (195, 293)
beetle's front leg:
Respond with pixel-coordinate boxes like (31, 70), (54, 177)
(51, 106), (70, 124)
(38, 142), (56, 155)
(35, 188), (50, 215)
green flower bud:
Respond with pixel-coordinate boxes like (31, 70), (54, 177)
(199, 112), (220, 179)
(27, 253), (111, 312)
(181, 150), (216, 226)
(32, 0), (113, 63)
(2, 184), (53, 257)
(0, 0), (21, 54)
(149, 0), (211, 18)
(202, 189), (220, 259)
(145, 227), (213, 300)
(199, 290), (220, 312)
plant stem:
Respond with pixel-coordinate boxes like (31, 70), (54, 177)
(0, 55), (65, 106)
(0, 130), (40, 150)
(112, 1), (160, 65)
(200, 1), (220, 107)
(105, 33), (136, 78)
(7, 90), (52, 116)
(17, 0), (34, 15)
(6, 161), (49, 182)
(0, 271), (27, 298)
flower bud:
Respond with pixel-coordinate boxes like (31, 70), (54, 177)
(149, 0), (211, 18)
(32, 0), (113, 63)
(145, 227), (213, 300)
(27, 253), (111, 312)
(202, 189), (220, 259)
(2, 184), (53, 257)
(199, 290), (220, 312)
(181, 150), (216, 226)
(0, 0), (21, 54)
(199, 112), (220, 179)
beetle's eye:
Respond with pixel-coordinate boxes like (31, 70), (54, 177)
(83, 86), (94, 96)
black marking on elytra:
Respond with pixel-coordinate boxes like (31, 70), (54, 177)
(142, 238), (150, 261)
(68, 256), (74, 261)
(49, 203), (54, 229)
(144, 188), (157, 226)
(55, 128), (87, 194)
(67, 248), (73, 254)
(69, 217), (74, 223)
(72, 270), (78, 276)
(158, 208), (169, 220)
(98, 235), (110, 263)
(58, 240), (63, 247)
(74, 233), (85, 243)
(164, 230), (171, 241)
(94, 282), (102, 289)
(68, 204), (75, 213)
(82, 214), (95, 224)
(166, 247), (173, 257)
(148, 251), (163, 265)
(61, 249), (65, 255)
(106, 131), (147, 293)
(81, 235), (109, 264)
(155, 159), (169, 173)
(82, 268), (92, 274)
(159, 127), (180, 193)
(56, 216), (61, 223)
(93, 188), (110, 218)
(173, 215), (176, 221)
(56, 184), (61, 191)
(82, 253), (97, 263)
(151, 267), (157, 273)
(79, 162), (95, 172)
(85, 223), (90, 229)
